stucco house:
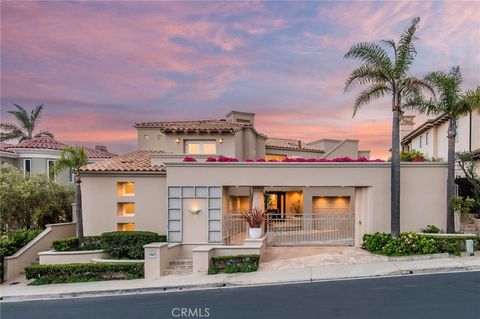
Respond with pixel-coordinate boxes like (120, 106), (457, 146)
(79, 110), (447, 254)
(0, 137), (116, 184)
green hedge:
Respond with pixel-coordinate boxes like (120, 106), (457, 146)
(208, 254), (260, 274)
(100, 231), (166, 259)
(25, 262), (144, 285)
(52, 236), (103, 251)
(363, 232), (480, 256)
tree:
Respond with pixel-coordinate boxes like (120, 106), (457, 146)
(0, 104), (54, 142)
(0, 164), (73, 233)
(456, 151), (480, 212)
(344, 17), (433, 236)
(54, 146), (88, 244)
(411, 67), (480, 232)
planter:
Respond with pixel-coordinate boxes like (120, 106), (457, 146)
(38, 250), (107, 265)
(249, 228), (262, 239)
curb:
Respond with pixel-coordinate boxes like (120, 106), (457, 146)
(2, 266), (479, 302)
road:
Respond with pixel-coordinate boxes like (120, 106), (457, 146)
(2, 271), (480, 319)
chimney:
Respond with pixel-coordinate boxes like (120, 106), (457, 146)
(94, 145), (108, 152)
(298, 140), (302, 149)
(225, 110), (255, 127)
(400, 115), (415, 141)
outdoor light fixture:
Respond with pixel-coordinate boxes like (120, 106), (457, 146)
(189, 208), (201, 215)
(175, 138), (180, 143)
(219, 138), (224, 144)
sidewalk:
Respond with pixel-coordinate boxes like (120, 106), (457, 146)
(1, 255), (479, 302)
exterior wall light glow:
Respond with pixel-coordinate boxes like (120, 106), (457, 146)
(219, 138), (224, 144)
(175, 138), (181, 143)
(189, 208), (201, 215)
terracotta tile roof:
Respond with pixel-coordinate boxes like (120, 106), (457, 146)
(134, 119), (248, 133)
(13, 136), (67, 150)
(80, 151), (166, 173)
(0, 143), (15, 153)
(266, 138), (325, 152)
(83, 147), (117, 159)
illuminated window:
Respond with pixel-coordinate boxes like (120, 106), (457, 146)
(184, 140), (217, 155)
(117, 223), (135, 231)
(117, 202), (135, 216)
(117, 182), (135, 196)
(265, 154), (287, 161)
(144, 135), (149, 140)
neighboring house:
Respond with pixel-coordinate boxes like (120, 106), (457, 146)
(401, 110), (480, 169)
(79, 110), (447, 250)
(0, 136), (116, 184)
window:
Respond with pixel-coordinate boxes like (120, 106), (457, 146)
(265, 154), (287, 161)
(425, 132), (429, 145)
(69, 168), (74, 183)
(143, 135), (149, 140)
(117, 202), (135, 217)
(23, 159), (31, 176)
(184, 140), (217, 155)
(419, 136), (423, 148)
(47, 160), (55, 181)
(117, 223), (135, 231)
(117, 182), (135, 196)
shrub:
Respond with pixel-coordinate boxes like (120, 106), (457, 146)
(52, 236), (102, 251)
(421, 225), (441, 234)
(25, 262), (144, 285)
(205, 157), (217, 162)
(182, 156), (197, 162)
(399, 150), (430, 162)
(362, 232), (480, 256)
(100, 231), (166, 259)
(209, 254), (260, 274)
(217, 157), (239, 162)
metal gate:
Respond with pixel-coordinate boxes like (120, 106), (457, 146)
(266, 214), (355, 246)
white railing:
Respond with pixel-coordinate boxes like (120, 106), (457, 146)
(222, 214), (248, 245)
(266, 214), (354, 246)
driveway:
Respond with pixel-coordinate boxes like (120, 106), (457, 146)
(259, 246), (387, 271)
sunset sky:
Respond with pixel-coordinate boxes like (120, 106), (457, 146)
(1, 1), (479, 158)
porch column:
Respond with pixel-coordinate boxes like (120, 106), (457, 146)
(251, 187), (265, 211)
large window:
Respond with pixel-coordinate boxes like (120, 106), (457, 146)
(23, 159), (31, 176)
(184, 140), (217, 155)
(117, 182), (135, 196)
(117, 202), (135, 217)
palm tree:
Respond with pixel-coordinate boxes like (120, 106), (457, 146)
(0, 104), (54, 142)
(54, 146), (88, 244)
(344, 17), (433, 236)
(411, 67), (480, 232)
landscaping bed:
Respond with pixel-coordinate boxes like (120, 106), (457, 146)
(208, 254), (260, 274)
(25, 262), (144, 285)
(362, 232), (480, 256)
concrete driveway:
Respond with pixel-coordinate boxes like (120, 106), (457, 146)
(259, 246), (387, 271)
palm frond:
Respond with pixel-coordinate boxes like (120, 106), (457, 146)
(31, 104), (44, 123)
(34, 130), (54, 138)
(395, 17), (420, 77)
(9, 104), (32, 132)
(344, 42), (394, 72)
(353, 83), (390, 116)
(344, 64), (392, 92)
(463, 86), (480, 108)
(54, 146), (88, 176)
(380, 39), (397, 57)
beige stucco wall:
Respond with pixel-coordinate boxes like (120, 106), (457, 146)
(81, 173), (167, 236)
(165, 162), (448, 245)
(265, 148), (325, 159)
(322, 140), (360, 159)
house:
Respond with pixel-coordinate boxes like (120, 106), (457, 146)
(401, 110), (480, 167)
(0, 136), (116, 184)
(79, 110), (447, 252)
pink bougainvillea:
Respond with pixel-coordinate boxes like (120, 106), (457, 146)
(255, 158), (266, 162)
(206, 157), (217, 162)
(412, 156), (425, 162)
(245, 159), (254, 162)
(217, 157), (239, 162)
(182, 156), (385, 163)
(183, 156), (197, 162)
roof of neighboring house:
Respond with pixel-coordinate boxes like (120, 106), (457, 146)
(3, 137), (116, 159)
(401, 113), (450, 145)
(266, 138), (325, 153)
(80, 151), (166, 173)
(0, 143), (15, 153)
(134, 119), (248, 133)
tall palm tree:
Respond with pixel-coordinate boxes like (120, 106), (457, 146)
(344, 17), (433, 236)
(54, 146), (88, 244)
(410, 67), (480, 232)
(0, 104), (54, 142)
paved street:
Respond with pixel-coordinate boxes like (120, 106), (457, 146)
(2, 271), (479, 319)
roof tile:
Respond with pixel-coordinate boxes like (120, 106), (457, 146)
(80, 151), (165, 173)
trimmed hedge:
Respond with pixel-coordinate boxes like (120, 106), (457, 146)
(52, 236), (102, 251)
(363, 232), (480, 256)
(100, 231), (166, 260)
(208, 254), (260, 274)
(25, 262), (144, 285)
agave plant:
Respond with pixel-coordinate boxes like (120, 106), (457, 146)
(240, 208), (265, 228)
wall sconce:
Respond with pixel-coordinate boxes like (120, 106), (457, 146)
(189, 208), (201, 215)
(175, 138), (180, 144)
(219, 138), (224, 144)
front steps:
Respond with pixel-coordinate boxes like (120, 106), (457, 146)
(162, 258), (193, 276)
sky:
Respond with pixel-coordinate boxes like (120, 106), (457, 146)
(1, 1), (479, 158)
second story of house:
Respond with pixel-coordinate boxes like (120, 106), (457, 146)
(401, 109), (480, 161)
(134, 110), (370, 161)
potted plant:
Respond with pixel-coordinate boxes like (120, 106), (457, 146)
(240, 208), (265, 239)
(451, 196), (475, 232)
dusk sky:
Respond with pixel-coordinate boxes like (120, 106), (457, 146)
(1, 1), (479, 158)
